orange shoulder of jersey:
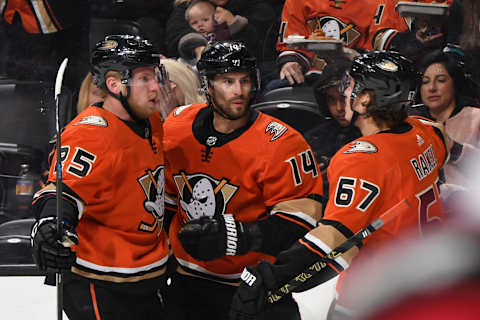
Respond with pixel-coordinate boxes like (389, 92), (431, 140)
(325, 118), (446, 236)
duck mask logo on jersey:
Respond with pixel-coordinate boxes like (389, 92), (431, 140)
(307, 16), (360, 47)
(137, 166), (165, 236)
(173, 171), (238, 220)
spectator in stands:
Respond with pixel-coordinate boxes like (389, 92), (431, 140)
(186, 0), (222, 38)
(179, 0), (231, 67)
(390, 0), (455, 64)
(76, 72), (107, 114)
(276, 0), (408, 86)
(0, 0), (90, 90)
(157, 59), (206, 119)
(307, 57), (361, 172)
(166, 0), (275, 75)
(410, 49), (480, 188)
(446, 0), (480, 91)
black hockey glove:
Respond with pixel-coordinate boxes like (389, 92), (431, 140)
(31, 217), (78, 272)
(230, 237), (345, 320)
(178, 214), (260, 261)
(229, 260), (300, 320)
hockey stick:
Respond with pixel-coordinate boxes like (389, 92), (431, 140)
(55, 57), (68, 320)
(267, 198), (411, 303)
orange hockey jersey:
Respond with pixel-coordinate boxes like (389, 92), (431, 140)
(321, 116), (448, 304)
(163, 104), (323, 283)
(0, 0), (87, 34)
(35, 105), (169, 282)
(277, 0), (409, 73)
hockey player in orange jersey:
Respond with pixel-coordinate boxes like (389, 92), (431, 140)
(277, 0), (410, 85)
(230, 51), (454, 319)
(162, 41), (324, 320)
(30, 35), (171, 319)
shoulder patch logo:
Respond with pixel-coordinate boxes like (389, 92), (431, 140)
(265, 121), (288, 141)
(74, 115), (108, 127)
(344, 140), (378, 154)
(416, 134), (424, 146)
(173, 104), (192, 116)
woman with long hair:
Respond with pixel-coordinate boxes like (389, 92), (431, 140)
(410, 49), (480, 188)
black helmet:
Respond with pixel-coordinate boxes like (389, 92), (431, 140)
(91, 34), (160, 90)
(347, 51), (417, 112)
(197, 41), (260, 94)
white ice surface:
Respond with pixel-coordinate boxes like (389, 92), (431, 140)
(0, 275), (337, 320)
(0, 276), (69, 319)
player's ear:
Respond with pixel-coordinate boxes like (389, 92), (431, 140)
(106, 74), (123, 95)
(358, 92), (372, 111)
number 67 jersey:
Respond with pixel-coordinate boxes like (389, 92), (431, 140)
(324, 116), (448, 303)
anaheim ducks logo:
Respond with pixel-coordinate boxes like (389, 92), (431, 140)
(74, 115), (108, 127)
(99, 39), (118, 50)
(173, 171), (238, 220)
(137, 166), (165, 236)
(265, 121), (288, 141)
(344, 141), (378, 154)
(377, 60), (398, 72)
(307, 16), (360, 47)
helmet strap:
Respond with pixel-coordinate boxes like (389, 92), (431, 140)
(350, 95), (369, 126)
(106, 84), (145, 124)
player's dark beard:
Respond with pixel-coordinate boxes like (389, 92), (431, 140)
(211, 91), (250, 121)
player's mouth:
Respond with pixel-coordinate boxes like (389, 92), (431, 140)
(231, 98), (246, 106)
(149, 96), (158, 105)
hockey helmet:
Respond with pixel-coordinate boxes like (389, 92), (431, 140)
(345, 51), (417, 112)
(197, 41), (260, 94)
(91, 34), (160, 90)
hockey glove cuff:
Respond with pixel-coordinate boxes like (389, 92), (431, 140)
(230, 260), (300, 320)
(178, 214), (260, 261)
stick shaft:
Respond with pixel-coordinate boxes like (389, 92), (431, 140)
(267, 198), (410, 303)
(55, 57), (68, 320)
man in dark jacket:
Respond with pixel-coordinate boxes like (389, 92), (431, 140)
(306, 57), (361, 172)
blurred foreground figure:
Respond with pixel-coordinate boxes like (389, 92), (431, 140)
(341, 225), (480, 320)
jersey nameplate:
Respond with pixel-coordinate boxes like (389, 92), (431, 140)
(265, 121), (287, 141)
(344, 141), (378, 154)
(74, 115), (108, 127)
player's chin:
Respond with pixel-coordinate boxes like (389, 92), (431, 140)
(139, 104), (157, 119)
(230, 103), (249, 115)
